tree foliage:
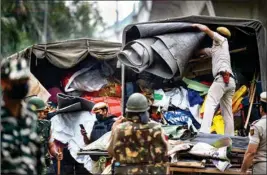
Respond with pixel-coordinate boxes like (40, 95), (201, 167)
(1, 0), (105, 58)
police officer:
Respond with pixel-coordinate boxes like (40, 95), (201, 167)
(81, 102), (116, 145)
(241, 92), (267, 174)
(1, 57), (44, 175)
(192, 24), (236, 136)
(27, 96), (53, 175)
(107, 93), (169, 175)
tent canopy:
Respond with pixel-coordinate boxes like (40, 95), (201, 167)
(3, 38), (122, 91)
(122, 15), (266, 91)
(4, 38), (122, 69)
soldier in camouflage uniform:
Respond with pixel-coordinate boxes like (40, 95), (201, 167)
(1, 57), (45, 175)
(108, 93), (169, 175)
(27, 96), (52, 175)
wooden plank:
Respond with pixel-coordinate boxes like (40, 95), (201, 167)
(169, 167), (251, 174)
(170, 160), (206, 168)
(205, 163), (242, 168)
(231, 148), (246, 153)
(77, 151), (109, 156)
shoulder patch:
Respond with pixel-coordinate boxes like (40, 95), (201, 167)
(250, 128), (254, 136)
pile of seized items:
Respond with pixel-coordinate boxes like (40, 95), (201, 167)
(3, 15), (266, 175)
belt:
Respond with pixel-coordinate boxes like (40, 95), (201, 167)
(216, 71), (235, 79)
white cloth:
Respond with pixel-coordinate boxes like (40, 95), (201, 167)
(188, 142), (229, 160)
(200, 76), (236, 135)
(188, 104), (201, 124)
(204, 32), (233, 77)
(189, 142), (231, 172)
(51, 111), (97, 172)
(168, 143), (193, 156)
(82, 131), (111, 151)
(165, 87), (188, 110)
(165, 87), (201, 123)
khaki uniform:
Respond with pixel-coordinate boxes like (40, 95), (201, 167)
(200, 32), (236, 135)
(249, 115), (266, 174)
(109, 116), (168, 175)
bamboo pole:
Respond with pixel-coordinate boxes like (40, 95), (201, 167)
(57, 147), (61, 175)
(244, 74), (259, 129)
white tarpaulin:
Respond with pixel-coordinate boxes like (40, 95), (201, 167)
(51, 111), (97, 172)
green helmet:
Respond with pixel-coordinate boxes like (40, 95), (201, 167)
(27, 96), (47, 111)
(1, 57), (30, 81)
(126, 93), (150, 113)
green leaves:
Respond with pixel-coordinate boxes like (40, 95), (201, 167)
(1, 0), (105, 58)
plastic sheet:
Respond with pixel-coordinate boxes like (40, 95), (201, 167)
(82, 96), (121, 117)
(188, 142), (229, 161)
(51, 111), (97, 172)
(164, 110), (201, 129)
(182, 77), (209, 96)
(82, 132), (111, 151)
(65, 68), (108, 93)
(211, 115), (225, 135)
(153, 89), (170, 111)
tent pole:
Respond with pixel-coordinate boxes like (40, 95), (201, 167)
(121, 63), (125, 116)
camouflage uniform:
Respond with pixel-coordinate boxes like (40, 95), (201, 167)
(110, 116), (168, 175)
(1, 102), (45, 175)
(37, 119), (52, 175)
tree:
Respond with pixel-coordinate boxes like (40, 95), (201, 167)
(1, 0), (105, 58)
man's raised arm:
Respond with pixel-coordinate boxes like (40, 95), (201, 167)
(192, 23), (214, 39)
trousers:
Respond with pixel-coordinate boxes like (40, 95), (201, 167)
(200, 76), (236, 136)
(52, 148), (90, 175)
(253, 162), (267, 174)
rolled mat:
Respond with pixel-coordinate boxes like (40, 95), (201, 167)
(118, 22), (205, 79)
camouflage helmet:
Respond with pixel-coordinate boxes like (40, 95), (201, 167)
(26, 96), (47, 111)
(1, 57), (30, 81)
(126, 93), (150, 113)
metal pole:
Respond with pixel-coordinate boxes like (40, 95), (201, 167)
(121, 63), (125, 116)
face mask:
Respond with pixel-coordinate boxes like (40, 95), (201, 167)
(96, 113), (105, 121)
(5, 83), (29, 100)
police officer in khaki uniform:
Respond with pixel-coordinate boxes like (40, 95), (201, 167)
(192, 24), (236, 136)
(241, 92), (267, 174)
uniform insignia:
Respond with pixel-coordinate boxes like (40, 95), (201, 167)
(250, 129), (254, 136)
